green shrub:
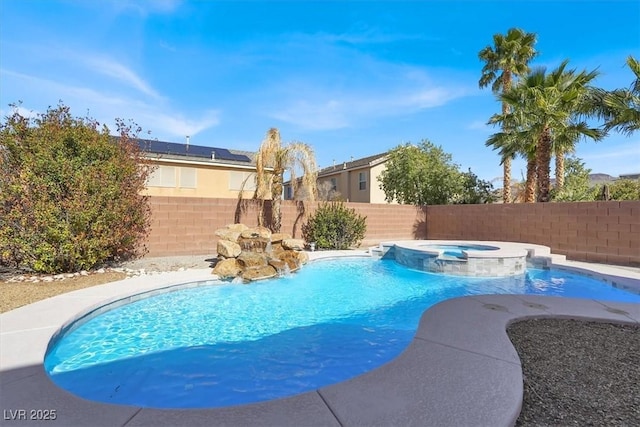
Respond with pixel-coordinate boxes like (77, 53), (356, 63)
(0, 103), (153, 273)
(302, 201), (367, 250)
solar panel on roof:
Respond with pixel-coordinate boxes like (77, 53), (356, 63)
(138, 139), (251, 162)
(211, 147), (251, 162)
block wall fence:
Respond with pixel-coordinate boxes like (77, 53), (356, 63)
(146, 197), (640, 267)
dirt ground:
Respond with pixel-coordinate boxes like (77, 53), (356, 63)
(0, 255), (213, 313)
(0, 272), (127, 313)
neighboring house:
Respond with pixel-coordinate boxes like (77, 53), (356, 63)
(138, 138), (264, 199)
(285, 152), (393, 203)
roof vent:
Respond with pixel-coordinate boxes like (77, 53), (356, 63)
(343, 162), (346, 169)
(211, 151), (216, 160)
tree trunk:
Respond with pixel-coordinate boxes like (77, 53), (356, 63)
(271, 167), (283, 233)
(536, 128), (552, 202)
(525, 157), (537, 203)
(501, 74), (512, 204)
(503, 157), (512, 203)
(555, 152), (565, 193)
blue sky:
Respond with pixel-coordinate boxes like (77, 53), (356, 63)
(1, 0), (639, 183)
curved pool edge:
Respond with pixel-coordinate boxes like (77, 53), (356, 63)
(1, 250), (639, 426)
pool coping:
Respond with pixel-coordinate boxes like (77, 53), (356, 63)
(1, 246), (639, 426)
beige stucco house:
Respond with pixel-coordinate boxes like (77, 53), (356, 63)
(139, 138), (265, 199)
(285, 152), (394, 204)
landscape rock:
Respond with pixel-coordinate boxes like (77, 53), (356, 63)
(241, 265), (277, 281)
(270, 233), (292, 243)
(238, 236), (270, 253)
(212, 258), (242, 279)
(237, 252), (268, 268)
(217, 240), (242, 258)
(240, 226), (272, 240)
(226, 223), (248, 232)
(268, 258), (288, 273)
(210, 223), (308, 282)
(282, 238), (305, 251)
(214, 228), (241, 243)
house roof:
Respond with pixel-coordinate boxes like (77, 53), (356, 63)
(317, 152), (388, 177)
(136, 138), (256, 166)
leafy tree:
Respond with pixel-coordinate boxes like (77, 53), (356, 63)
(479, 28), (538, 203)
(455, 169), (497, 204)
(604, 179), (640, 201)
(378, 140), (462, 205)
(0, 103), (152, 273)
(551, 156), (598, 202)
(302, 201), (366, 250)
(254, 128), (317, 232)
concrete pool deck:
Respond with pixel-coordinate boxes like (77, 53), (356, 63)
(1, 249), (639, 426)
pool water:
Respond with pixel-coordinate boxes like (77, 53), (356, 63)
(44, 258), (640, 409)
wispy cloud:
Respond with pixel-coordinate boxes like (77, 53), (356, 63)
(0, 69), (220, 139)
(81, 56), (162, 99)
(267, 68), (468, 131)
(141, 110), (221, 137)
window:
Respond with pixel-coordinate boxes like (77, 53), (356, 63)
(330, 178), (337, 191)
(229, 171), (257, 191)
(179, 167), (197, 189)
(147, 166), (176, 187)
(359, 172), (367, 190)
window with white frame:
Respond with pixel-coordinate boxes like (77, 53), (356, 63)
(229, 171), (257, 191)
(358, 172), (366, 190)
(147, 165), (177, 187)
(179, 167), (197, 188)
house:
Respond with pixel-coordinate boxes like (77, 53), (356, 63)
(285, 152), (394, 203)
(138, 138), (263, 199)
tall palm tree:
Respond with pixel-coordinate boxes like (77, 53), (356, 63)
(479, 28), (538, 203)
(485, 120), (538, 203)
(255, 128), (317, 233)
(498, 61), (603, 202)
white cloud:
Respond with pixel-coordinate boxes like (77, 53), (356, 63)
(269, 81), (465, 131)
(82, 56), (162, 100)
(0, 69), (220, 139)
(142, 110), (221, 137)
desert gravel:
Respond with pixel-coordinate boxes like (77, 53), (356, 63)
(508, 318), (640, 427)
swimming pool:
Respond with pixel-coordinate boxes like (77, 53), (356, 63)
(44, 257), (640, 409)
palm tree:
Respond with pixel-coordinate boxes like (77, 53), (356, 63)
(497, 61), (603, 202)
(485, 122), (538, 203)
(479, 28), (538, 203)
(255, 128), (317, 233)
(594, 56), (640, 136)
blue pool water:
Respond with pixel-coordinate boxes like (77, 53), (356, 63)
(44, 258), (640, 409)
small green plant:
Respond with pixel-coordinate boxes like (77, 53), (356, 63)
(302, 201), (367, 250)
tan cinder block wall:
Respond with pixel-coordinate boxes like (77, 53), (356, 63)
(425, 201), (640, 267)
(145, 197), (426, 257)
(146, 198), (638, 266)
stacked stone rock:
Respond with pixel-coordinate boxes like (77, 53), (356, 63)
(213, 224), (309, 282)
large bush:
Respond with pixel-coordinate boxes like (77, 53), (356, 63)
(302, 201), (366, 250)
(0, 104), (153, 273)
